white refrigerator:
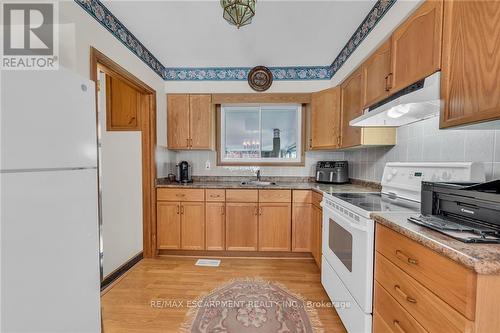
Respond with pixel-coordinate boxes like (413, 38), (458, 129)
(1, 68), (101, 332)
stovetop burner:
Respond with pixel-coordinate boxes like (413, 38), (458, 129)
(329, 192), (420, 214)
(408, 215), (500, 244)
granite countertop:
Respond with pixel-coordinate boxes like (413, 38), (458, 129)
(373, 212), (500, 275)
(155, 177), (378, 195)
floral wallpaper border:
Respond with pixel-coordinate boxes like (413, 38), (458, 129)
(74, 0), (396, 81)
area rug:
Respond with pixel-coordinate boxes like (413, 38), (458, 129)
(182, 278), (323, 333)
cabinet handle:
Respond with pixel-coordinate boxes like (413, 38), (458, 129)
(309, 138), (313, 149)
(394, 285), (417, 304)
(186, 138), (190, 147)
(393, 320), (406, 333)
(386, 73), (393, 91)
(254, 206), (258, 216)
(395, 250), (418, 265)
(189, 138), (193, 147)
(220, 206), (225, 215)
(259, 207), (263, 216)
(180, 205), (184, 215)
(176, 205), (180, 215)
(176, 193), (186, 197)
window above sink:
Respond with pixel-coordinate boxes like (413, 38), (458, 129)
(219, 104), (303, 166)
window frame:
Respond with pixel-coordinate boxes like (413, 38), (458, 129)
(218, 103), (304, 166)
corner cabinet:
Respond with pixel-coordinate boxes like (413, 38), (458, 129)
(340, 69), (396, 149)
(440, 0), (500, 128)
(167, 94), (213, 150)
(389, 0), (443, 93)
(309, 87), (341, 150)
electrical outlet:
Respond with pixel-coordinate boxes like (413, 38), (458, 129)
(205, 160), (211, 169)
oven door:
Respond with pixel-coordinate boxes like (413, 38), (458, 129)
(322, 200), (374, 313)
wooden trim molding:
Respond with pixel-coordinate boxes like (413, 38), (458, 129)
(212, 93), (311, 104)
(90, 47), (157, 258)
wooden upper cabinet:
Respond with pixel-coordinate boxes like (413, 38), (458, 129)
(440, 0), (500, 128)
(105, 74), (141, 131)
(167, 94), (190, 149)
(189, 94), (213, 149)
(310, 87), (341, 150)
(167, 94), (213, 150)
(340, 68), (363, 149)
(362, 39), (392, 108)
(390, 0), (443, 93)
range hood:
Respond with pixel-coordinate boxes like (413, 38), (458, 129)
(350, 71), (440, 127)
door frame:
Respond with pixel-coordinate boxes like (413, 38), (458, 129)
(89, 47), (157, 258)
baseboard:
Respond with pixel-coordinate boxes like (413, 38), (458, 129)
(101, 252), (143, 291)
(157, 249), (313, 259)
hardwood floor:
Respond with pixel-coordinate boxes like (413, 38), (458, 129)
(101, 257), (347, 333)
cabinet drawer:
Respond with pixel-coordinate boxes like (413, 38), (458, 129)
(374, 282), (427, 333)
(312, 191), (323, 208)
(375, 253), (473, 333)
(293, 190), (312, 203)
(259, 190), (291, 203)
(206, 189), (225, 202)
(157, 188), (205, 202)
(226, 189), (258, 203)
(376, 224), (476, 319)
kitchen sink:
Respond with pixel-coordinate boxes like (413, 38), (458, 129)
(240, 180), (277, 186)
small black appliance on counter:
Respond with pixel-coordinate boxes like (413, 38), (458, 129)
(315, 161), (349, 184)
(408, 180), (500, 243)
(176, 161), (192, 183)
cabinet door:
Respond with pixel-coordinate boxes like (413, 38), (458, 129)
(206, 202), (225, 251)
(312, 205), (323, 268)
(167, 94), (190, 149)
(226, 203), (258, 251)
(310, 87), (341, 150)
(189, 94), (213, 149)
(362, 39), (391, 108)
(340, 68), (363, 149)
(292, 204), (312, 252)
(180, 202), (205, 250)
(105, 74), (140, 131)
(390, 0), (443, 93)
(258, 203), (291, 252)
(440, 0), (500, 128)
(157, 201), (181, 249)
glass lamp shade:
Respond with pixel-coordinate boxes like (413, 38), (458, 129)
(220, 0), (256, 28)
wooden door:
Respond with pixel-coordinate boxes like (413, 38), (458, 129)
(180, 202), (205, 250)
(258, 203), (291, 252)
(440, 0), (500, 128)
(189, 94), (213, 149)
(341, 68), (363, 148)
(225, 203), (258, 251)
(167, 94), (190, 149)
(105, 74), (140, 131)
(390, 0), (443, 93)
(310, 87), (341, 150)
(156, 201), (181, 249)
(362, 39), (392, 108)
(205, 202), (225, 250)
(292, 204), (312, 252)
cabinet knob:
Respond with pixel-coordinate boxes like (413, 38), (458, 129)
(393, 320), (406, 333)
(394, 285), (417, 304)
(395, 250), (418, 265)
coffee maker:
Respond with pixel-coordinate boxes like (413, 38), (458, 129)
(176, 161), (192, 183)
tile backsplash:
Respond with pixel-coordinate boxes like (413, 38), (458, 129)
(345, 115), (500, 182)
(169, 151), (345, 177)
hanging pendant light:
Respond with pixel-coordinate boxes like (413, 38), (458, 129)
(220, 0), (256, 28)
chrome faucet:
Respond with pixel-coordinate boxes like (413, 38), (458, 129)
(256, 169), (261, 181)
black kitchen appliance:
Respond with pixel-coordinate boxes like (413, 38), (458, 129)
(408, 180), (500, 243)
(176, 161), (192, 183)
(315, 161), (349, 184)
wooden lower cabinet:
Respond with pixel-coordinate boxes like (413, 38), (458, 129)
(225, 203), (258, 251)
(292, 203), (312, 252)
(180, 202), (205, 250)
(259, 203), (291, 252)
(157, 201), (181, 250)
(311, 202), (323, 268)
(205, 202), (225, 250)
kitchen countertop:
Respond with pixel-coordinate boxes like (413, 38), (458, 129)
(156, 178), (377, 194)
(372, 212), (500, 275)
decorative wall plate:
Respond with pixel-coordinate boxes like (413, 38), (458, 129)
(248, 66), (273, 91)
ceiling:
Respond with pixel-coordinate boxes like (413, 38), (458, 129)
(102, 0), (377, 68)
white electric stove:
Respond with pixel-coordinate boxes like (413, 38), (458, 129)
(320, 162), (485, 333)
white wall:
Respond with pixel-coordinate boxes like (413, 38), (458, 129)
(58, 1), (171, 176)
(345, 116), (500, 183)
